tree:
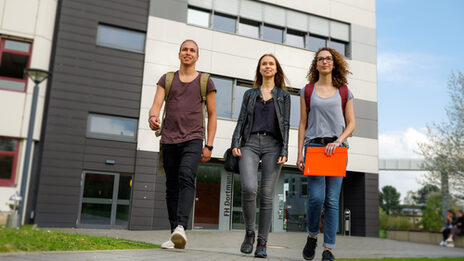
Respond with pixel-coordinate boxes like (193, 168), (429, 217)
(421, 193), (443, 230)
(418, 72), (464, 200)
(412, 184), (440, 206)
(379, 185), (401, 215)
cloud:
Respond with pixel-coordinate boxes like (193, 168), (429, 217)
(379, 127), (428, 159)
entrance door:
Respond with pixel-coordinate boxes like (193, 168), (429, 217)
(78, 171), (133, 228)
(193, 165), (221, 229)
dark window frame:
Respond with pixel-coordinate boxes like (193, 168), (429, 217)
(0, 137), (20, 187)
(0, 37), (32, 92)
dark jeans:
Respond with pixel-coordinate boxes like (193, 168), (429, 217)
(162, 139), (202, 232)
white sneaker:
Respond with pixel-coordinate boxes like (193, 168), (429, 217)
(446, 242), (455, 248)
(446, 237), (453, 243)
(170, 225), (187, 249)
(439, 241), (446, 246)
(161, 240), (174, 249)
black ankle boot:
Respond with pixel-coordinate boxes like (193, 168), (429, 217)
(254, 237), (267, 258)
(240, 230), (255, 254)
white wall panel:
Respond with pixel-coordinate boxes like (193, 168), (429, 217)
(330, 1), (375, 29)
(211, 52), (256, 80)
(348, 60), (377, 83)
(286, 10), (308, 31)
(2, 0), (38, 35)
(0, 0), (5, 28)
(281, 65), (308, 89)
(239, 0), (262, 21)
(347, 78), (377, 103)
(35, 0), (57, 40)
(308, 15), (329, 36)
(188, 0), (213, 9)
(0, 91), (25, 137)
(214, 0), (239, 15)
(263, 4), (285, 26)
(29, 36), (52, 71)
(145, 39), (179, 66)
(212, 31), (274, 61)
(274, 45), (312, 71)
(333, 0), (376, 12)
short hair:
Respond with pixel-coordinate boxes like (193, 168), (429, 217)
(179, 39), (199, 55)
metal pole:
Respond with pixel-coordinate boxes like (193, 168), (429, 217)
(441, 170), (449, 227)
(19, 82), (40, 224)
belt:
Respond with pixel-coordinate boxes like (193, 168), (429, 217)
(251, 131), (271, 137)
(309, 137), (338, 145)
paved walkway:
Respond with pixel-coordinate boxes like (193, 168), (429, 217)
(1, 229), (463, 260)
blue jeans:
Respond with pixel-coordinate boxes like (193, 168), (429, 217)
(305, 143), (344, 249)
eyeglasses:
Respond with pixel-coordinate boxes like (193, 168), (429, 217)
(317, 56), (333, 63)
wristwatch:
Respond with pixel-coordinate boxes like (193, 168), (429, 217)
(205, 145), (213, 151)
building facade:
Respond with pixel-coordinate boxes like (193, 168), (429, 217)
(1, 0), (378, 237)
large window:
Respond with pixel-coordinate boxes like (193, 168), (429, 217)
(87, 114), (138, 142)
(238, 19), (260, 38)
(289, 94), (301, 128)
(329, 40), (347, 57)
(307, 35), (327, 52)
(286, 29), (305, 48)
(0, 138), (19, 187)
(96, 24), (146, 53)
(211, 76), (233, 118)
(213, 13), (236, 33)
(187, 7), (210, 27)
(262, 24), (283, 43)
(0, 38), (32, 92)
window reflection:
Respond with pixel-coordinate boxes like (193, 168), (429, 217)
(97, 24), (145, 53)
(211, 76), (233, 118)
(263, 25), (283, 43)
(307, 35), (327, 52)
(213, 13), (236, 33)
(87, 114), (137, 142)
(187, 8), (210, 27)
(329, 40), (346, 56)
(238, 19), (260, 38)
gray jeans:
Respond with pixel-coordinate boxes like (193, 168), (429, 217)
(239, 134), (282, 241)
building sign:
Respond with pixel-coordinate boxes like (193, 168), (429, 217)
(218, 171), (233, 230)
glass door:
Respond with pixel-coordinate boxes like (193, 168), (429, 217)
(78, 171), (133, 228)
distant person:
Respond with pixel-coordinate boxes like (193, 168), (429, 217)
(440, 210), (456, 246)
(148, 39), (217, 249)
(445, 210), (463, 248)
(297, 47), (355, 261)
(231, 54), (290, 258)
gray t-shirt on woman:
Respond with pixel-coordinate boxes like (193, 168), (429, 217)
(299, 84), (353, 145)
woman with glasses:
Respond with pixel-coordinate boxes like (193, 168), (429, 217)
(231, 54), (290, 258)
(297, 48), (355, 261)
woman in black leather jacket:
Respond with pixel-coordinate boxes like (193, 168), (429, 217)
(231, 54), (290, 258)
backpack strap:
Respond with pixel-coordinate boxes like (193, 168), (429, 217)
(155, 72), (175, 137)
(200, 72), (210, 144)
(339, 85), (348, 116)
(304, 83), (314, 129)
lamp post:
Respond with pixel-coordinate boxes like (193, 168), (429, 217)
(19, 68), (50, 224)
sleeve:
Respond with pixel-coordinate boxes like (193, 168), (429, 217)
(231, 89), (250, 149)
(207, 76), (217, 93)
(347, 88), (354, 101)
(156, 74), (167, 89)
(299, 85), (306, 98)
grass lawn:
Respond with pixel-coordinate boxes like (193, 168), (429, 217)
(0, 225), (159, 252)
(338, 259), (464, 261)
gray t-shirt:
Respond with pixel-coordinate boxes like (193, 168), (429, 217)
(299, 84), (353, 145)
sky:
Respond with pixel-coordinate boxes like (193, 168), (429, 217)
(376, 0), (464, 201)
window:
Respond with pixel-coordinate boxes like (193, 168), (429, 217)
(307, 35), (326, 52)
(0, 38), (32, 92)
(238, 19), (260, 38)
(233, 82), (252, 119)
(286, 30), (305, 48)
(213, 13), (236, 33)
(262, 24), (283, 43)
(211, 76), (233, 118)
(300, 177), (308, 196)
(87, 114), (138, 142)
(289, 94), (300, 128)
(328, 40), (347, 57)
(96, 24), (146, 53)
(0, 138), (19, 187)
(187, 7), (210, 27)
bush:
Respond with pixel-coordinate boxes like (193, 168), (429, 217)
(379, 207), (417, 230)
(421, 193), (443, 230)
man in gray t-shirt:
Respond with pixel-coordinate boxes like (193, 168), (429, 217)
(300, 85), (353, 146)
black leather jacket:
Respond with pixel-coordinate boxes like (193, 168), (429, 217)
(231, 87), (291, 156)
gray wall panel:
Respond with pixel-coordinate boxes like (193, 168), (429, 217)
(149, 0), (188, 23)
(351, 42), (377, 64)
(354, 99), (377, 121)
(352, 118), (378, 139)
(35, 0), (150, 228)
(351, 24), (377, 46)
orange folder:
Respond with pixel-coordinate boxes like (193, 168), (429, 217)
(304, 147), (347, 177)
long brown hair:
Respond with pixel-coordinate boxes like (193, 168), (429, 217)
(306, 47), (351, 88)
(254, 54), (286, 90)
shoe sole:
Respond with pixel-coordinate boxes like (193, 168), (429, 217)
(254, 254), (267, 258)
(171, 232), (187, 249)
(161, 246), (174, 249)
(302, 252), (315, 260)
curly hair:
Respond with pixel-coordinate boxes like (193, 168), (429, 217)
(254, 54), (286, 90)
(306, 47), (351, 88)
